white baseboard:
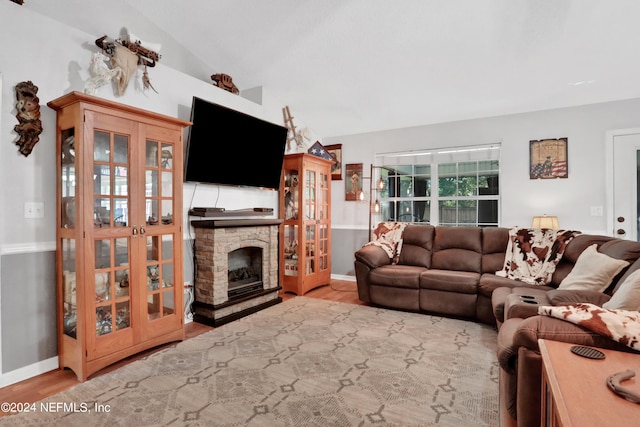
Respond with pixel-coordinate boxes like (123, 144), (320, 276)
(331, 274), (356, 281)
(0, 356), (58, 388)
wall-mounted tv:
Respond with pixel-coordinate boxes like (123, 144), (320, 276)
(184, 97), (288, 190)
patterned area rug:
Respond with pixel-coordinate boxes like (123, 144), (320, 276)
(1, 297), (499, 426)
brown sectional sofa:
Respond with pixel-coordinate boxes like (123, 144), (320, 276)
(354, 224), (640, 427)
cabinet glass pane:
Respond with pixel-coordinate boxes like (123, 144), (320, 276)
(146, 170), (158, 197)
(162, 263), (174, 288)
(115, 269), (130, 298)
(146, 236), (159, 262)
(95, 239), (111, 269)
(62, 238), (77, 338)
(94, 165), (110, 196)
(94, 131), (110, 162)
(146, 140), (159, 167)
(94, 198), (111, 228)
(283, 224), (298, 276)
(147, 265), (160, 291)
(114, 167), (128, 195)
(113, 134), (128, 164)
(305, 225), (315, 274)
(61, 128), (76, 229)
(161, 144), (173, 169)
(115, 301), (130, 331)
(114, 198), (128, 227)
(319, 224), (329, 271)
(161, 235), (173, 260)
(306, 170), (316, 220)
(284, 170), (299, 220)
(146, 200), (159, 225)
(148, 294), (160, 320)
(114, 237), (128, 266)
(95, 272), (111, 303)
(162, 290), (174, 316)
(162, 172), (172, 197)
(161, 200), (173, 224)
(96, 306), (112, 336)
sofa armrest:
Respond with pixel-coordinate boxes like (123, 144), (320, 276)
(513, 315), (634, 354)
(354, 245), (392, 269)
(546, 289), (611, 306)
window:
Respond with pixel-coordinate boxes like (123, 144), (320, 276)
(373, 145), (500, 227)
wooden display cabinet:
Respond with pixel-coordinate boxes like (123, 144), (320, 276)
(279, 153), (333, 295)
(48, 92), (191, 381)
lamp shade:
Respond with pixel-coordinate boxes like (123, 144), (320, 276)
(532, 215), (559, 229)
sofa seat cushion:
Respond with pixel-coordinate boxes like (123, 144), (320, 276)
(479, 273), (526, 298)
(369, 264), (426, 289)
(420, 269), (479, 294)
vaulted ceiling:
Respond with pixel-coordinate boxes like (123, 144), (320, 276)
(26, 0), (640, 137)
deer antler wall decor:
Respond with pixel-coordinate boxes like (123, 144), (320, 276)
(93, 33), (162, 95)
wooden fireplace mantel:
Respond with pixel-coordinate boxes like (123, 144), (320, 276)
(191, 219), (283, 229)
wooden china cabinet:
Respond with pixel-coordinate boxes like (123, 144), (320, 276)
(48, 92), (191, 381)
(279, 153), (333, 295)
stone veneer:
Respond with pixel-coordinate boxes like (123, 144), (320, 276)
(191, 219), (282, 325)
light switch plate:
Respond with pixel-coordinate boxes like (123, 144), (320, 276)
(24, 202), (44, 218)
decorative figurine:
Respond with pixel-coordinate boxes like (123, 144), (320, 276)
(13, 81), (43, 157)
(211, 73), (239, 94)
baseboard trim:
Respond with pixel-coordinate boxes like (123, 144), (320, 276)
(331, 274), (356, 282)
(0, 356), (58, 388)
(0, 241), (56, 255)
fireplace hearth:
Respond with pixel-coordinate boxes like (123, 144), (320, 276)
(191, 219), (282, 326)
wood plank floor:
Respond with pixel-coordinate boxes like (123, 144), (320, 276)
(0, 280), (362, 416)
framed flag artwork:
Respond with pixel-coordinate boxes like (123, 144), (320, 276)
(530, 138), (568, 179)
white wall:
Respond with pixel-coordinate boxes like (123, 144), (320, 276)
(326, 98), (640, 235)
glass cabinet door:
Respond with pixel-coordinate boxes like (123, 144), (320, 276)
(145, 140), (174, 226)
(145, 235), (176, 321)
(92, 128), (132, 339)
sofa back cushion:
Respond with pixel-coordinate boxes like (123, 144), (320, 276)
(599, 239), (640, 293)
(431, 226), (482, 272)
(396, 224), (435, 268)
(481, 227), (509, 273)
(550, 234), (613, 287)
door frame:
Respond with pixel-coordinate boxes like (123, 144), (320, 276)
(605, 127), (640, 239)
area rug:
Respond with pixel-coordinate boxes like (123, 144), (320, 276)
(1, 297), (499, 426)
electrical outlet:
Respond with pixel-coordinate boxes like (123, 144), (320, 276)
(24, 202), (44, 218)
(590, 206), (603, 217)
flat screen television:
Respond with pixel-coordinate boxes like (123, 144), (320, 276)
(184, 96), (288, 190)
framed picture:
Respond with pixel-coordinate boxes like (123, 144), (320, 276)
(324, 144), (342, 180)
(345, 163), (363, 201)
(530, 138), (568, 179)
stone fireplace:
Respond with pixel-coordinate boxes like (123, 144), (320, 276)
(191, 219), (282, 326)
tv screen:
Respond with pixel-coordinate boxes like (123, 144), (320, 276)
(184, 97), (288, 190)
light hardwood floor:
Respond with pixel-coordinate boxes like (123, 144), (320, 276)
(0, 280), (362, 416)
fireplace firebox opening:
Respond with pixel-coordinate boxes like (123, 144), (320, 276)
(227, 246), (263, 300)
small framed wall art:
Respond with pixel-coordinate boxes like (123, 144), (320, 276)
(324, 144), (343, 180)
(530, 138), (568, 179)
(345, 163), (363, 201)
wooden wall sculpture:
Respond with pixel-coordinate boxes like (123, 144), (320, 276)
(14, 81), (43, 157)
